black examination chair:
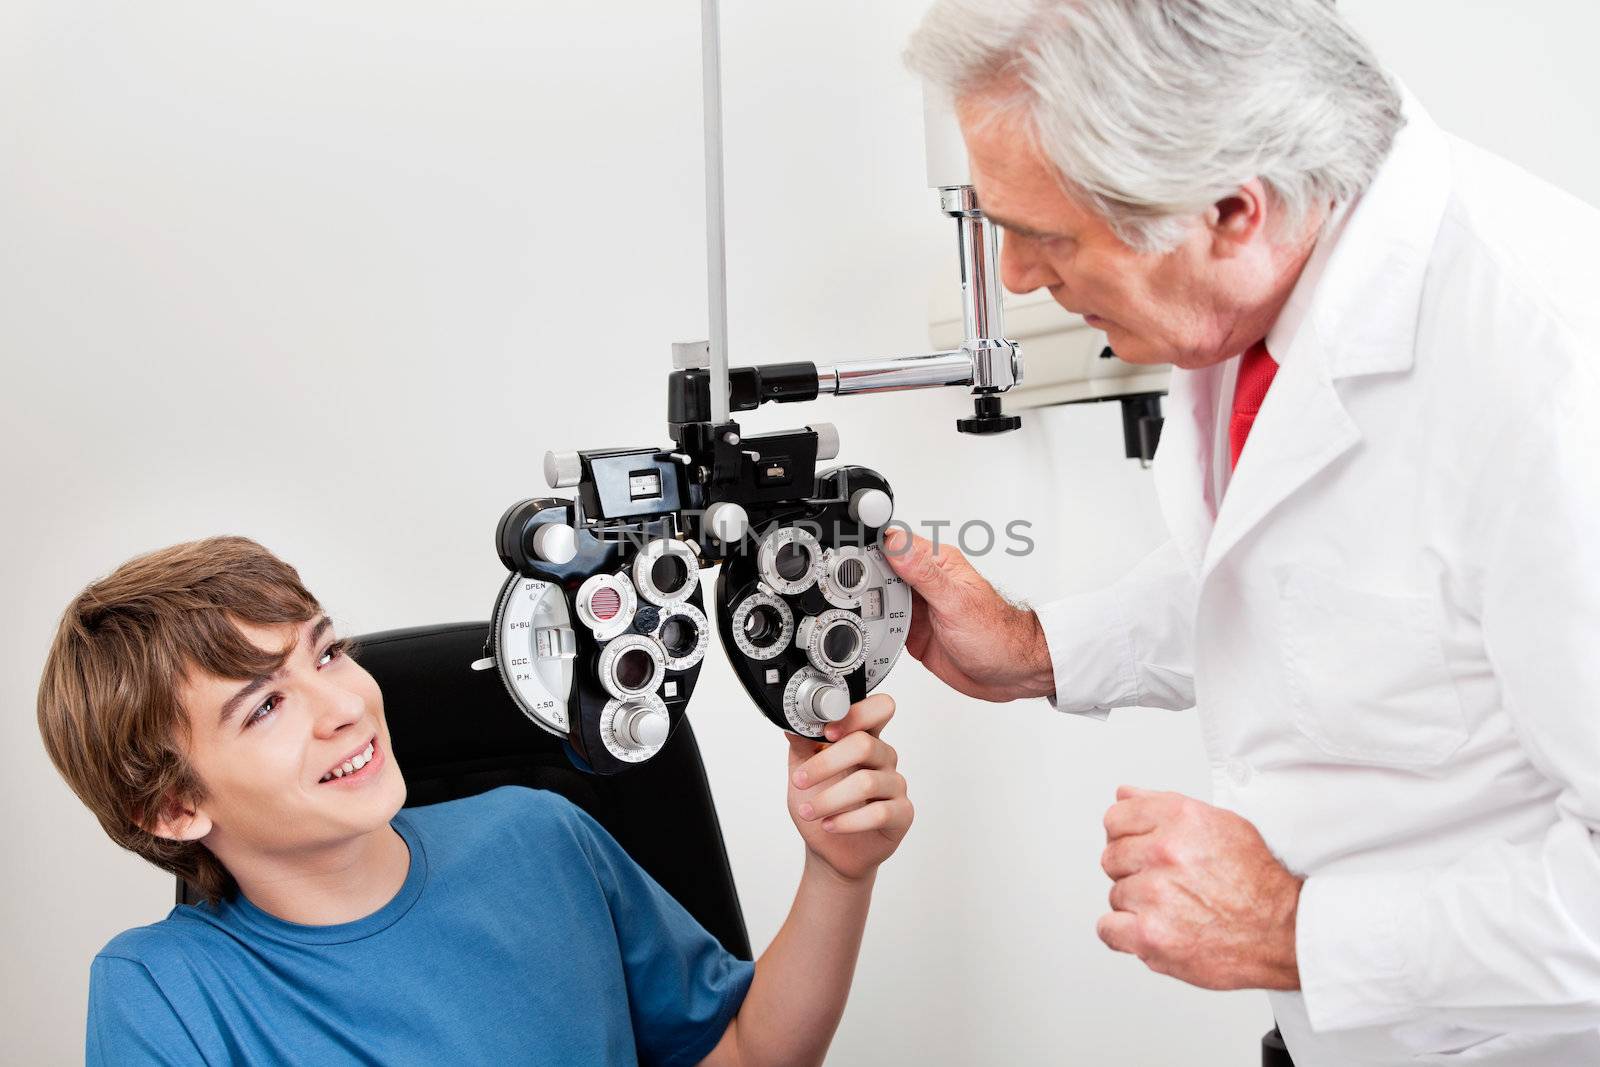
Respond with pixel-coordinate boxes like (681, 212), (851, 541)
(178, 621), (752, 961)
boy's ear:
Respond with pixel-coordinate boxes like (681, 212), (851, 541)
(142, 794), (213, 843)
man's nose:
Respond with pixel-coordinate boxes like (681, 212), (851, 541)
(311, 681), (366, 737)
(1000, 233), (1055, 295)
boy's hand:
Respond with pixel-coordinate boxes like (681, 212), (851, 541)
(786, 693), (913, 883)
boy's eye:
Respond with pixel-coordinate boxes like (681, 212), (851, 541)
(245, 695), (278, 727)
(318, 639), (347, 667)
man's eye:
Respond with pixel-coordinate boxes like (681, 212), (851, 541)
(246, 696), (278, 727)
(318, 639), (347, 667)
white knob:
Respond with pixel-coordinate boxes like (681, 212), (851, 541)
(795, 672), (851, 726)
(544, 450), (583, 489)
(849, 488), (893, 528)
(619, 704), (669, 750)
(810, 422), (840, 462)
(531, 523), (578, 565)
(704, 501), (750, 544)
(811, 685), (850, 723)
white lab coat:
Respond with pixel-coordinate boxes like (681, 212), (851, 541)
(1036, 92), (1600, 1066)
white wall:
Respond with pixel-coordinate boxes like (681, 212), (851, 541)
(2, 2), (1594, 1063)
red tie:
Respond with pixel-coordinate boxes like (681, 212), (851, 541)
(1229, 341), (1279, 470)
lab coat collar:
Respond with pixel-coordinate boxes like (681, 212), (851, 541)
(1283, 85), (1452, 381)
(1157, 86), (1452, 582)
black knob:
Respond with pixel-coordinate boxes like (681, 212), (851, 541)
(956, 394), (1022, 435)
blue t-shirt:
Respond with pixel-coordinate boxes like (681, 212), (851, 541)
(87, 787), (753, 1066)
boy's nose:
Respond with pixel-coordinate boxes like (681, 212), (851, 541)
(311, 682), (367, 737)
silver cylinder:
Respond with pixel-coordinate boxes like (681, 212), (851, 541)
(816, 351), (973, 396)
(947, 198), (1006, 344)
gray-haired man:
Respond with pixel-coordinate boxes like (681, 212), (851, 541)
(894, 2), (1600, 1064)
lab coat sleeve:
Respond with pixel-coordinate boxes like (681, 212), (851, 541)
(1297, 367), (1600, 1034)
(1033, 539), (1198, 717)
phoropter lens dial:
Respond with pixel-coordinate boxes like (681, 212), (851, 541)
(819, 546), (872, 609)
(795, 608), (870, 675)
(631, 538), (700, 607)
(731, 592), (795, 661)
(757, 526), (823, 595)
(576, 572), (638, 640)
(600, 694), (671, 762)
(597, 633), (666, 701)
(652, 601), (710, 671)
(783, 666), (852, 735)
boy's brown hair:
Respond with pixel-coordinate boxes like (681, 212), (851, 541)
(37, 537), (323, 903)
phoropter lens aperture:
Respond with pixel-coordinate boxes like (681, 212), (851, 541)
(774, 542), (810, 582)
(821, 621), (862, 668)
(613, 647), (654, 691)
(660, 616), (698, 658)
(651, 554), (689, 596)
(744, 604), (783, 647)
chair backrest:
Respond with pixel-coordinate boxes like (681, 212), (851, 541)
(178, 621), (751, 960)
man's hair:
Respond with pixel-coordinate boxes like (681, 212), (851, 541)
(906, 0), (1404, 252)
(37, 537), (323, 903)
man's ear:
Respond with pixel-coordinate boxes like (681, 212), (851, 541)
(1206, 178), (1269, 258)
(142, 794), (213, 843)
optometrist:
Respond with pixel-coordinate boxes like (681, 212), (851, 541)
(891, 2), (1600, 1065)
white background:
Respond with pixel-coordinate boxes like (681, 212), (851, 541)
(3, 2), (1596, 1063)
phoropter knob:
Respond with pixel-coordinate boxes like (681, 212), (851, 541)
(544, 450), (583, 489)
(615, 701), (670, 751)
(530, 523), (578, 565)
(848, 488), (893, 529)
(795, 672), (850, 725)
(810, 422), (840, 463)
(704, 501), (750, 544)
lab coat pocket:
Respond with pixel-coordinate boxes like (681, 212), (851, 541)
(1405, 1027), (1594, 1063)
(1280, 568), (1468, 767)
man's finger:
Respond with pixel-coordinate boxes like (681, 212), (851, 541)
(1101, 834), (1161, 880)
(821, 692), (895, 741)
(1096, 911), (1142, 956)
(1103, 797), (1162, 840)
(904, 590), (932, 661)
(1107, 870), (1161, 914)
(882, 530), (959, 604)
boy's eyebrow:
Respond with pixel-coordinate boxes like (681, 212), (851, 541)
(219, 676), (272, 728)
(217, 616), (334, 726)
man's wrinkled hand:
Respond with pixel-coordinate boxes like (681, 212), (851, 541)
(1097, 786), (1302, 991)
(881, 528), (1053, 703)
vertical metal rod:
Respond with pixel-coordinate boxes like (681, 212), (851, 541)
(701, 0), (731, 424)
(959, 215), (1004, 343)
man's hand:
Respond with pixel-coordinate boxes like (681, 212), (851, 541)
(787, 694), (913, 883)
(881, 527), (1054, 702)
(1097, 786), (1302, 991)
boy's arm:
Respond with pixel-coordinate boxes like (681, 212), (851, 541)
(699, 694), (912, 1067)
(88, 955), (207, 1066)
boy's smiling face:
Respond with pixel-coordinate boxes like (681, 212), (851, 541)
(165, 616), (407, 863)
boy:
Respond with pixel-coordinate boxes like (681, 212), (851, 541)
(39, 537), (913, 1065)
